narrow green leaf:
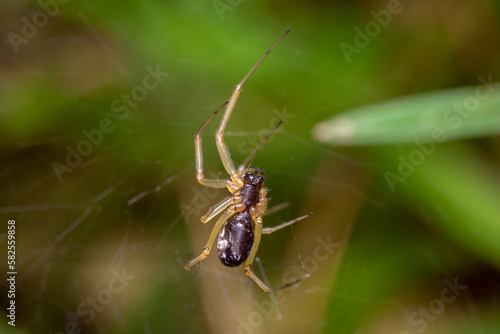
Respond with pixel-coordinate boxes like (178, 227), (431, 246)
(313, 82), (500, 146)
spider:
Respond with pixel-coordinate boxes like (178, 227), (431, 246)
(184, 30), (312, 293)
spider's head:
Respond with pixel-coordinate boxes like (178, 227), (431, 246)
(241, 168), (265, 189)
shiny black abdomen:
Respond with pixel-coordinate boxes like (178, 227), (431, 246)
(217, 212), (254, 267)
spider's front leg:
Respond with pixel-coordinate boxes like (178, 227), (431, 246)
(184, 209), (234, 270)
(195, 101), (231, 189)
(214, 92), (244, 189)
(214, 31), (290, 187)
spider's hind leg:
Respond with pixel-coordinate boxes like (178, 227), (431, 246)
(243, 215), (300, 293)
(243, 212), (312, 292)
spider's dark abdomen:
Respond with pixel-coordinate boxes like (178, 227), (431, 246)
(217, 212), (254, 267)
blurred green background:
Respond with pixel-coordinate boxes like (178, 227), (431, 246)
(1, 0), (500, 333)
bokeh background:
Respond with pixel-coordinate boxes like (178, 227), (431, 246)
(1, 1), (500, 333)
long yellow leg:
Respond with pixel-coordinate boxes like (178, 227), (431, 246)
(238, 120), (283, 172)
(261, 212), (312, 234)
(215, 30), (290, 182)
(200, 195), (232, 224)
(244, 215), (300, 293)
(184, 209), (234, 270)
(195, 101), (230, 188)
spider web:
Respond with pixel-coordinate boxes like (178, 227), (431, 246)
(0, 119), (376, 334)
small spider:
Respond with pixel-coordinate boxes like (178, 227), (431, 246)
(184, 30), (312, 293)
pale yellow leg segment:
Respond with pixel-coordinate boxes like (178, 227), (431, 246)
(200, 196), (233, 224)
(238, 120), (284, 172)
(262, 212), (313, 234)
(184, 209), (234, 270)
(244, 215), (300, 293)
(215, 30), (290, 182)
(195, 101), (231, 188)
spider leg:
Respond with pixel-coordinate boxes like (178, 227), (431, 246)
(262, 212), (313, 234)
(238, 120), (283, 172)
(244, 215), (300, 293)
(216, 30), (290, 183)
(184, 209), (234, 270)
(200, 195), (232, 224)
(196, 101), (231, 188)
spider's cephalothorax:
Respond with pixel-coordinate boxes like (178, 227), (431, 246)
(240, 169), (265, 208)
(183, 30), (312, 293)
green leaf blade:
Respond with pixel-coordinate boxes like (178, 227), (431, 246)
(313, 84), (500, 146)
